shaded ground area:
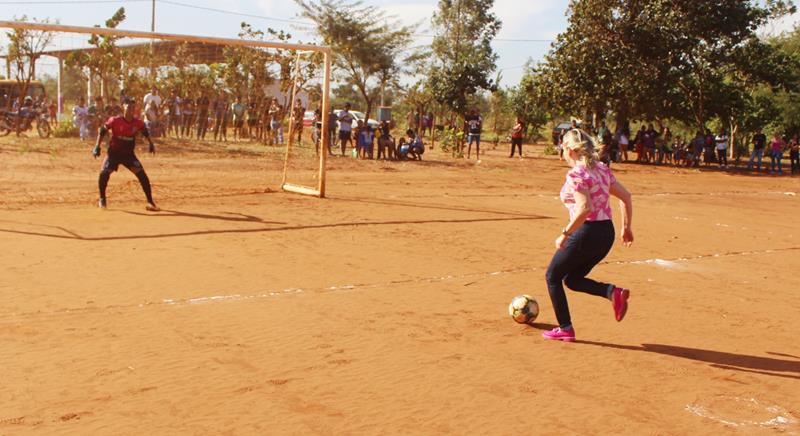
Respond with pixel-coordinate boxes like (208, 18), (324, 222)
(1, 135), (799, 434)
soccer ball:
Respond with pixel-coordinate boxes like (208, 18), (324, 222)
(509, 295), (539, 325)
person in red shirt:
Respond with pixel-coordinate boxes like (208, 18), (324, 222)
(92, 98), (159, 211)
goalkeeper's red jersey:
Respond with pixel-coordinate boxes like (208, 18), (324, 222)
(104, 116), (146, 155)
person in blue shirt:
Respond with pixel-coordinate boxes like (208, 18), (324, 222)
(397, 129), (424, 160)
(357, 122), (375, 159)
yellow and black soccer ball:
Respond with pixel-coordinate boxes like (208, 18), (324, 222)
(509, 294), (539, 325)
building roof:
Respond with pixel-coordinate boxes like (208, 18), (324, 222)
(37, 39), (232, 64)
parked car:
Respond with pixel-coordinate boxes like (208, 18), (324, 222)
(551, 121), (582, 145)
(302, 110), (315, 127)
(333, 109), (379, 129)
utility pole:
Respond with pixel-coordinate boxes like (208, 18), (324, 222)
(149, 0), (156, 82)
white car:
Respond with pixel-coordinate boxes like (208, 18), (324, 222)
(334, 109), (379, 129)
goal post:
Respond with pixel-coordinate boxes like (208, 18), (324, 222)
(0, 20), (331, 198)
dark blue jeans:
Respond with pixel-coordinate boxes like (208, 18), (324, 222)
(545, 220), (615, 329)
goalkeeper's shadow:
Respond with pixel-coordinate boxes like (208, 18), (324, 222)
(122, 209), (286, 224)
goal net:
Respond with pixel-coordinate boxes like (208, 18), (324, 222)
(0, 20), (331, 198)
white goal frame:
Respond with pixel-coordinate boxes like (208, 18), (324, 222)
(0, 20), (331, 198)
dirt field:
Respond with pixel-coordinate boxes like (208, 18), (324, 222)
(1, 134), (799, 435)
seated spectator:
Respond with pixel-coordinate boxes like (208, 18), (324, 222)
(397, 129), (424, 160)
(376, 120), (395, 160)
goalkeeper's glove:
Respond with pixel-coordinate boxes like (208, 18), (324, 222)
(92, 145), (101, 158)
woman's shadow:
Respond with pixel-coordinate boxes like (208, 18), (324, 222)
(578, 340), (800, 380)
(524, 323), (800, 379)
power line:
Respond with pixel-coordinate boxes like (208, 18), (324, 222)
(157, 0), (555, 43)
(158, 0), (314, 26)
(0, 0), (148, 4)
(3, 0), (556, 43)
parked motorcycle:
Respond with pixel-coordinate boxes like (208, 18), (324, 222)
(0, 106), (51, 138)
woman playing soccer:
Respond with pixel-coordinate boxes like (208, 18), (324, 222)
(542, 129), (634, 342)
(93, 98), (159, 211)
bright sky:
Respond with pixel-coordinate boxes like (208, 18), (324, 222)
(3, 0), (572, 86)
(4, 0), (799, 87)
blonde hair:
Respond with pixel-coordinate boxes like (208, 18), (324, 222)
(563, 128), (600, 168)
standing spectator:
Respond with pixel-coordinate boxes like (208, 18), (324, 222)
(510, 116), (525, 158)
(230, 96), (245, 142)
(420, 112), (430, 138)
(597, 121), (609, 142)
(291, 98), (305, 144)
(769, 133), (785, 175)
(87, 96), (104, 138)
(143, 86), (162, 114)
(337, 103), (355, 156)
(464, 108), (483, 160)
(268, 98), (284, 146)
(357, 120), (375, 159)
(164, 90), (181, 138)
(261, 97), (272, 145)
(747, 128), (767, 172)
(181, 94), (195, 138)
(327, 108), (338, 153)
(312, 107), (322, 155)
(425, 111), (434, 137)
(715, 131), (728, 168)
(144, 100), (160, 137)
(73, 97), (90, 141)
(105, 97), (121, 119)
(406, 110), (416, 132)
(703, 128), (716, 166)
(644, 123), (658, 163)
(246, 98), (259, 140)
(659, 126), (673, 165)
(196, 92), (210, 140)
(690, 131), (705, 167)
(616, 124), (629, 162)
(213, 91), (228, 142)
(634, 125), (646, 162)
(789, 134), (799, 175)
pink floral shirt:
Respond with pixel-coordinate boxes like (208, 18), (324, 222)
(560, 162), (616, 221)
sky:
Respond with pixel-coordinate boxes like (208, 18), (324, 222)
(3, 0), (799, 87)
(2, 0), (571, 86)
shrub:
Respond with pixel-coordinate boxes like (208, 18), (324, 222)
(544, 144), (559, 155)
(52, 119), (78, 138)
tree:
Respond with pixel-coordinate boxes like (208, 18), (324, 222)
(5, 16), (55, 110)
(535, 0), (797, 133)
(508, 65), (548, 141)
(296, 0), (415, 121)
(65, 8), (126, 99)
(428, 0), (501, 119)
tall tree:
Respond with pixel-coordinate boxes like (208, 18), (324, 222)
(65, 8), (126, 98)
(428, 0), (501, 119)
(5, 16), (55, 110)
(535, 0), (796, 132)
(296, 0), (415, 120)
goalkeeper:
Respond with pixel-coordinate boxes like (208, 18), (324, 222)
(93, 97), (160, 211)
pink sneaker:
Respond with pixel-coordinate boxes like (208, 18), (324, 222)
(542, 327), (576, 342)
(612, 287), (630, 322)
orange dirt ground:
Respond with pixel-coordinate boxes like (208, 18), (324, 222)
(1, 134), (799, 435)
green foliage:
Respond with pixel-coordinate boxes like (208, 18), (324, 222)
(5, 15), (55, 108)
(66, 8), (126, 98)
(543, 144), (559, 156)
(428, 0), (501, 116)
(52, 119), (78, 138)
(535, 0), (798, 131)
(508, 64), (549, 140)
(437, 126), (464, 157)
(296, 0), (415, 120)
